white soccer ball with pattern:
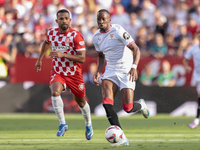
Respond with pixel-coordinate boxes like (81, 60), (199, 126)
(105, 125), (124, 143)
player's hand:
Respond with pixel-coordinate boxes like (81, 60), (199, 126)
(127, 68), (138, 82)
(93, 72), (100, 86)
(35, 60), (42, 72)
(185, 66), (192, 73)
(49, 51), (64, 58)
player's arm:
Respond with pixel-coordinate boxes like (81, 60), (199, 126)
(35, 40), (50, 72)
(183, 58), (192, 73)
(127, 42), (141, 82)
(49, 50), (86, 63)
(93, 52), (105, 86)
(49, 32), (86, 63)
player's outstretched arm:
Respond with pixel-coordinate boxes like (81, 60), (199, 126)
(127, 42), (141, 82)
(35, 41), (50, 72)
(93, 52), (105, 86)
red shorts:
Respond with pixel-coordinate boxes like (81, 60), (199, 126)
(49, 73), (85, 98)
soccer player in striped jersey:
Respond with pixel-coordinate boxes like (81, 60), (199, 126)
(35, 9), (93, 140)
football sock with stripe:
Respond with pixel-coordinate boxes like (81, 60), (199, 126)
(125, 102), (141, 113)
(79, 101), (92, 126)
(103, 104), (122, 129)
(51, 96), (66, 125)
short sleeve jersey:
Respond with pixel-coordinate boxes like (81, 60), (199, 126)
(184, 44), (200, 81)
(46, 28), (85, 76)
(92, 24), (135, 74)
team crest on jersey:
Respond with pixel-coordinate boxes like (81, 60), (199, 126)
(65, 37), (70, 43)
(79, 41), (84, 45)
(98, 38), (101, 41)
(78, 83), (84, 91)
(110, 34), (114, 39)
(123, 32), (130, 40)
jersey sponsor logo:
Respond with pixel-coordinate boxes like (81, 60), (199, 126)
(79, 41), (84, 45)
(110, 34), (114, 39)
(123, 32), (130, 40)
(65, 37), (70, 43)
(52, 46), (70, 50)
(78, 83), (84, 91)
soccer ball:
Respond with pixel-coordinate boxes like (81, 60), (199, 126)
(105, 125), (123, 143)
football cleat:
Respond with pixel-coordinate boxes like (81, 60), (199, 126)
(139, 99), (150, 119)
(57, 124), (68, 136)
(110, 139), (129, 147)
(188, 121), (198, 129)
(85, 124), (93, 140)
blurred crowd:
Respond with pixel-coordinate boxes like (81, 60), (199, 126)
(0, 0), (199, 84)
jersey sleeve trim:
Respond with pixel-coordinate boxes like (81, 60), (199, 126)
(127, 40), (135, 47)
(45, 40), (50, 43)
(96, 50), (102, 53)
(76, 48), (86, 51)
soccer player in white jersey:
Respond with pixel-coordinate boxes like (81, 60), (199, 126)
(92, 9), (150, 146)
(35, 9), (93, 140)
(183, 27), (200, 129)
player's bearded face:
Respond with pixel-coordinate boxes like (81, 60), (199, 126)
(61, 23), (69, 30)
(57, 12), (71, 32)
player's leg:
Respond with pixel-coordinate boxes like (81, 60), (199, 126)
(121, 88), (140, 112)
(101, 79), (129, 147)
(74, 95), (93, 140)
(188, 82), (200, 129)
(101, 79), (121, 128)
(121, 88), (149, 118)
(67, 75), (93, 140)
(119, 73), (150, 118)
(110, 88), (136, 147)
(50, 81), (68, 136)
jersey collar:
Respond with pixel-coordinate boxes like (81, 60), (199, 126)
(99, 25), (112, 33)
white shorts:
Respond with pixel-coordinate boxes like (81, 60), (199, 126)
(101, 72), (135, 91)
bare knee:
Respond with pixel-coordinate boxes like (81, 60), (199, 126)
(51, 90), (61, 97)
(75, 96), (86, 108)
(50, 82), (63, 97)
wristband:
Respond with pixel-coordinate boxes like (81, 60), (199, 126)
(131, 64), (137, 69)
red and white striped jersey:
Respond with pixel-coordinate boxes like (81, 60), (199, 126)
(46, 27), (85, 76)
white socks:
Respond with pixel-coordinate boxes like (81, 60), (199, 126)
(194, 118), (199, 125)
(79, 101), (92, 126)
(51, 96), (66, 125)
(52, 96), (91, 126)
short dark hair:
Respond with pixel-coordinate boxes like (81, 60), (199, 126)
(56, 9), (71, 18)
(97, 9), (110, 16)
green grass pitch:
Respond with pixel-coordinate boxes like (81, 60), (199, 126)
(0, 113), (199, 150)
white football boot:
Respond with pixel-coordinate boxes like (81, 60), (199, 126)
(188, 118), (199, 129)
(139, 99), (150, 119)
(110, 133), (129, 147)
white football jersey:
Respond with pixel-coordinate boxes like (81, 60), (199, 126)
(184, 44), (200, 82)
(93, 24), (134, 75)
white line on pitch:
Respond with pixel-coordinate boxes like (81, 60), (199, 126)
(0, 139), (199, 142)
